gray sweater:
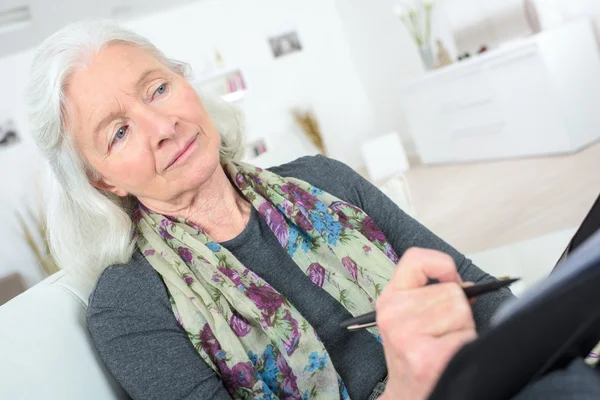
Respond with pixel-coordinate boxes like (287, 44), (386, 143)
(87, 155), (513, 400)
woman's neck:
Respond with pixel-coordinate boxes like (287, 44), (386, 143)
(141, 166), (252, 243)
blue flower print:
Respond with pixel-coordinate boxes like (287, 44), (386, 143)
(286, 224), (301, 257)
(248, 350), (258, 366)
(305, 351), (328, 373)
(339, 377), (350, 400)
(261, 345), (280, 395)
(309, 210), (342, 246)
(310, 187), (325, 196)
(206, 242), (221, 252)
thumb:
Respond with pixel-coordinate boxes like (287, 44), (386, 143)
(392, 248), (462, 291)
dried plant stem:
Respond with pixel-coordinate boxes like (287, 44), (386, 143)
(292, 109), (326, 155)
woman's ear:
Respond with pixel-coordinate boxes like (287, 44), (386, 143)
(90, 179), (129, 197)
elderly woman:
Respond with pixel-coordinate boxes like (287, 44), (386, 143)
(25, 21), (512, 400)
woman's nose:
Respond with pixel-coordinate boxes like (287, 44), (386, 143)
(140, 107), (178, 148)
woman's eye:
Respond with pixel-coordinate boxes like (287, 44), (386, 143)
(111, 125), (128, 145)
(153, 83), (167, 98)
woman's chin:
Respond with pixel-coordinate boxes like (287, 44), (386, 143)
(181, 152), (221, 187)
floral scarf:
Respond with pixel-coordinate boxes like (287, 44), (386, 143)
(135, 161), (399, 399)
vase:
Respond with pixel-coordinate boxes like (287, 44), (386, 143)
(419, 44), (435, 71)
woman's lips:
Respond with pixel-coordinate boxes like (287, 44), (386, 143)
(165, 134), (198, 171)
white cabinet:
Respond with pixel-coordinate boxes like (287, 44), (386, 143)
(401, 20), (600, 164)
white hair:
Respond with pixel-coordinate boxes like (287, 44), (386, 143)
(25, 20), (245, 286)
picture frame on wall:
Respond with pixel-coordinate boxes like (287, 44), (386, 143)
(0, 111), (19, 149)
(269, 31), (303, 58)
(247, 138), (268, 158)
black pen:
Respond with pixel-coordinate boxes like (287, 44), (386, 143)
(340, 277), (520, 331)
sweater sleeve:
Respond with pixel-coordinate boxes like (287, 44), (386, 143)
(316, 155), (515, 331)
(86, 261), (232, 400)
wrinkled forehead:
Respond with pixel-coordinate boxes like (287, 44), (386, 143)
(63, 44), (171, 140)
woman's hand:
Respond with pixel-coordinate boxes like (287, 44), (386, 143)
(377, 248), (477, 400)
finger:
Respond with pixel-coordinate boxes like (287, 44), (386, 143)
(423, 329), (478, 397)
(434, 328), (478, 363)
(414, 288), (475, 337)
(391, 282), (468, 316)
(392, 248), (461, 291)
(377, 283), (474, 338)
(462, 282), (478, 305)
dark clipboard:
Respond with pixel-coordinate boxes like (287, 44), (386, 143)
(554, 192), (600, 269)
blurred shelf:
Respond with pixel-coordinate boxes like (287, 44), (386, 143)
(194, 67), (247, 103)
(196, 67), (243, 85)
(221, 90), (247, 103)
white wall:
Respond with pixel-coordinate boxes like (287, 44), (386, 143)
(0, 49), (47, 287)
(334, 0), (424, 156)
(123, 0), (377, 169)
(444, 0), (532, 53)
(444, 0), (600, 53)
(534, 0), (600, 40)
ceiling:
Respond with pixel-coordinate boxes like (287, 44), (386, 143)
(0, 0), (197, 57)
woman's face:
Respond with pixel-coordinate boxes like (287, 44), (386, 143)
(65, 43), (222, 204)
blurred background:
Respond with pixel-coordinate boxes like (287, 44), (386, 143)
(1, 0), (600, 301)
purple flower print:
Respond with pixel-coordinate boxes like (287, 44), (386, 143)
(178, 246), (193, 263)
(281, 183), (317, 211)
(188, 222), (204, 234)
(143, 249), (155, 256)
(246, 282), (283, 318)
(258, 202), (289, 246)
(363, 245), (372, 253)
(293, 212), (313, 231)
(159, 228), (173, 239)
(159, 219), (174, 239)
(201, 325), (256, 394)
(183, 274), (194, 286)
(138, 202), (152, 214)
(224, 362), (257, 391)
(218, 267), (244, 288)
(341, 256), (358, 281)
(199, 323), (223, 363)
(164, 214), (178, 223)
(328, 201), (343, 214)
(235, 172), (249, 190)
(384, 244), (399, 264)
(307, 263), (325, 288)
(279, 199), (294, 216)
(281, 309), (301, 356)
(276, 352), (301, 398)
(248, 173), (263, 186)
(132, 208), (142, 223)
(328, 201), (360, 230)
(360, 216), (387, 242)
(329, 201), (362, 215)
(175, 315), (183, 327)
(230, 311), (251, 337)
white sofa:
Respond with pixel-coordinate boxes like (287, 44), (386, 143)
(0, 270), (127, 399)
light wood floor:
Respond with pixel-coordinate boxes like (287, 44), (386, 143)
(404, 142), (600, 254)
